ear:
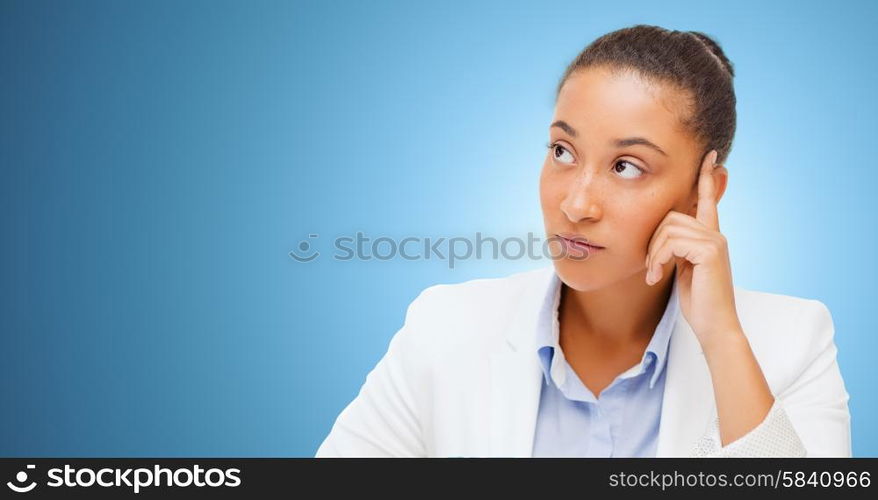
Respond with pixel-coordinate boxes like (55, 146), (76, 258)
(686, 164), (729, 217)
(713, 164), (729, 203)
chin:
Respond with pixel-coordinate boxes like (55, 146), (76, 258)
(551, 259), (610, 292)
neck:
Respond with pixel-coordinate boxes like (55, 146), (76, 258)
(559, 268), (675, 345)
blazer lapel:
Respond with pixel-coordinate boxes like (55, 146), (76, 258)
(488, 346), (544, 457)
(487, 266), (553, 457)
(655, 313), (718, 457)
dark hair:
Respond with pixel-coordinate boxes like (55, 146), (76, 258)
(555, 25), (736, 165)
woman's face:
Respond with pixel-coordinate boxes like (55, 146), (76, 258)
(540, 65), (706, 291)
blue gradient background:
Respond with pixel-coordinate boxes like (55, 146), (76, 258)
(1, 0), (876, 457)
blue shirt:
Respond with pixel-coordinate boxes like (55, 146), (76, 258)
(531, 271), (680, 457)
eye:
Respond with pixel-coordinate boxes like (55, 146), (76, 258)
(613, 159), (645, 179)
(546, 142), (575, 165)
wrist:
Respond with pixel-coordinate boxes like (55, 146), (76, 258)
(700, 325), (748, 360)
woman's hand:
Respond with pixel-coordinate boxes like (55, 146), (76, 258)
(645, 150), (778, 448)
(644, 149), (742, 349)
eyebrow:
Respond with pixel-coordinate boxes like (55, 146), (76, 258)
(550, 120), (668, 157)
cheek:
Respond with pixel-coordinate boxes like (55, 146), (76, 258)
(538, 164), (563, 209)
(611, 191), (669, 249)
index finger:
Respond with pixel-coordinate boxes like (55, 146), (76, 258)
(696, 149), (720, 231)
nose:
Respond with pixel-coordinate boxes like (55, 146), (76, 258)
(559, 169), (603, 223)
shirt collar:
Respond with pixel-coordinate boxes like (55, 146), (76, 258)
(535, 270), (680, 390)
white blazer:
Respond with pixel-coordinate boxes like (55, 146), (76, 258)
(315, 265), (851, 457)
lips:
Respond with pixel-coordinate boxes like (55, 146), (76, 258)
(556, 232), (605, 250)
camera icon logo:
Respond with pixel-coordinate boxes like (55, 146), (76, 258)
(289, 233), (320, 262)
(6, 464), (37, 493)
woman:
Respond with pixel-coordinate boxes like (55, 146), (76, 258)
(315, 25), (851, 457)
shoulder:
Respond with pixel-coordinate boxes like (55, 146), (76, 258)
(397, 266), (552, 351)
(731, 285), (836, 385)
(733, 285), (831, 322)
(408, 266), (550, 314)
(733, 285), (833, 340)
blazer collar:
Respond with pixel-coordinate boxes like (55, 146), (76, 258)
(489, 265), (716, 457)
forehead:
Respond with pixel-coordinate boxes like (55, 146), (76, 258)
(554, 66), (697, 151)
